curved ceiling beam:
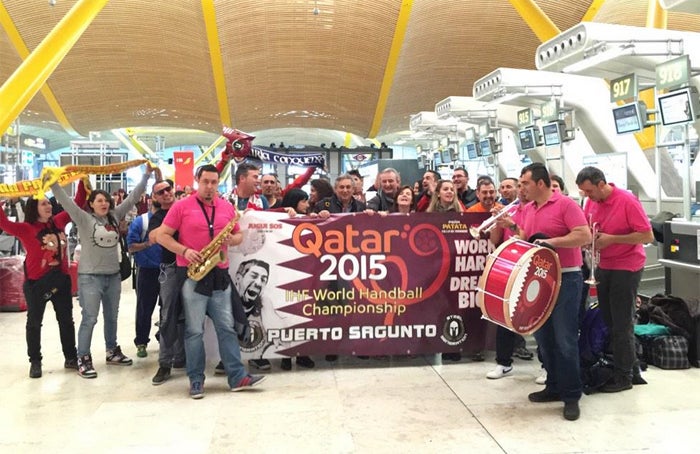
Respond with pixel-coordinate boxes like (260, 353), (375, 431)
(506, 0), (560, 42)
(201, 0), (231, 127)
(0, 2), (91, 136)
(635, 0), (668, 150)
(582, 0), (608, 22)
(368, 0), (414, 139)
(646, 0), (668, 28)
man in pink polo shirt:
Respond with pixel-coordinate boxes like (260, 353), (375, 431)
(576, 166), (653, 393)
(514, 163), (591, 421)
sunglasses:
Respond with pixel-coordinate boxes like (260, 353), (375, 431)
(155, 186), (173, 196)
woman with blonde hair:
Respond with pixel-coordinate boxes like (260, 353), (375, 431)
(426, 180), (464, 213)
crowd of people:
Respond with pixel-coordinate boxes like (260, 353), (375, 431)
(1, 157), (654, 414)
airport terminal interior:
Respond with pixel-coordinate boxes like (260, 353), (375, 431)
(2, 0), (700, 452)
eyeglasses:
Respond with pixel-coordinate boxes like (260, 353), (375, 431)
(155, 186), (173, 196)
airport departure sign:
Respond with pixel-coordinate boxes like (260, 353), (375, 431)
(610, 73), (637, 103)
(656, 55), (690, 91)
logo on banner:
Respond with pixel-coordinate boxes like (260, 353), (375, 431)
(441, 314), (468, 346)
(239, 319), (266, 353)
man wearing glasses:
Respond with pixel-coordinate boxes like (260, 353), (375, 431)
(127, 180), (176, 360)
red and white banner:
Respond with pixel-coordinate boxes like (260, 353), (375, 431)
(173, 151), (194, 189)
(228, 210), (493, 360)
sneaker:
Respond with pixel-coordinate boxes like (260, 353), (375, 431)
(189, 381), (204, 399)
(528, 389), (560, 403)
(249, 358), (271, 370)
(64, 358), (78, 370)
(535, 369), (547, 385)
(296, 356), (315, 369)
(214, 361), (226, 375)
(513, 346), (534, 360)
(136, 344), (147, 358)
(231, 374), (266, 392)
(106, 346), (133, 366)
(77, 354), (97, 379)
(563, 401), (580, 421)
(29, 361), (42, 379)
(152, 366), (172, 385)
(486, 364), (513, 379)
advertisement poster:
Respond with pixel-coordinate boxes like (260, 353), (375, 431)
(228, 210), (493, 360)
(172, 151), (194, 189)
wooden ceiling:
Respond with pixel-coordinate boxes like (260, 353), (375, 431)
(1, 0), (699, 151)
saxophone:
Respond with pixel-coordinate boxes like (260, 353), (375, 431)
(187, 210), (240, 281)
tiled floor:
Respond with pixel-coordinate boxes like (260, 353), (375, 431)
(1, 282), (698, 454)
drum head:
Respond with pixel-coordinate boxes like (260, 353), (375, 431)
(506, 246), (561, 334)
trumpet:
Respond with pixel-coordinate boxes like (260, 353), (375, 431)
(584, 218), (599, 286)
(469, 199), (520, 239)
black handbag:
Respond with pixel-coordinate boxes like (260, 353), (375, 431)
(119, 234), (131, 281)
(109, 213), (132, 282)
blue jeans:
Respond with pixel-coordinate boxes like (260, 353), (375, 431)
(534, 271), (583, 402)
(77, 273), (122, 356)
(181, 278), (246, 386)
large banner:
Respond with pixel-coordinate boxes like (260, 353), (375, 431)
(228, 210), (494, 360)
(173, 151), (194, 189)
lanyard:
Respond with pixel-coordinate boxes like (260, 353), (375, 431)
(196, 199), (216, 240)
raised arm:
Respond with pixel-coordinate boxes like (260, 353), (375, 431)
(114, 165), (153, 220)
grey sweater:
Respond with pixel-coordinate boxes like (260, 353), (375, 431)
(51, 174), (149, 275)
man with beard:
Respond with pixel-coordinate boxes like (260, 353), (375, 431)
(234, 259), (271, 370)
(415, 169), (441, 212)
(498, 177), (519, 204)
(260, 174), (282, 209)
(515, 162), (590, 421)
(452, 167), (477, 208)
(466, 179), (502, 214)
(157, 165), (266, 398)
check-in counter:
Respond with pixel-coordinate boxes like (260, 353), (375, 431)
(660, 220), (700, 301)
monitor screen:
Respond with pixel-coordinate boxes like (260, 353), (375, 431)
(479, 138), (492, 156)
(658, 88), (695, 126)
(441, 148), (452, 164)
(542, 122), (562, 146)
(465, 142), (478, 159)
(518, 128), (536, 151)
(433, 152), (442, 166)
(612, 103), (644, 134)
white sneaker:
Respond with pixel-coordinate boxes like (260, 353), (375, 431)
(535, 369), (547, 385)
(486, 364), (513, 379)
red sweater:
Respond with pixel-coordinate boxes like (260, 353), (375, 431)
(0, 210), (72, 280)
(0, 182), (87, 280)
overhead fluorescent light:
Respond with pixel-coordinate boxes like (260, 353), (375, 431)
(561, 44), (635, 74)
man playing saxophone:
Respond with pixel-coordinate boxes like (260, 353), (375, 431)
(156, 164), (266, 398)
(576, 166), (653, 393)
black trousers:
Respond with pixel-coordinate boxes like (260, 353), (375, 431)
(134, 266), (161, 346)
(23, 274), (76, 363)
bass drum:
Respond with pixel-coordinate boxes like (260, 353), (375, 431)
(477, 238), (561, 335)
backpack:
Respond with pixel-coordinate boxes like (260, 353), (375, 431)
(579, 304), (613, 394)
(579, 304), (609, 366)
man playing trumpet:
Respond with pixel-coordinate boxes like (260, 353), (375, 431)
(156, 164), (266, 398)
(576, 166), (653, 393)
